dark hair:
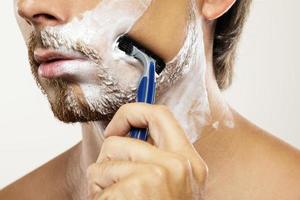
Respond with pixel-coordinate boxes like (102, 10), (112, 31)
(213, 0), (252, 89)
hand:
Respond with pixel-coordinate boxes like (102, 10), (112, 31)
(87, 103), (208, 200)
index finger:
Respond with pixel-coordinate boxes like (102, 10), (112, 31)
(104, 103), (191, 152)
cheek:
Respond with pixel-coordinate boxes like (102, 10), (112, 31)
(108, 60), (143, 88)
(50, 0), (153, 49)
(72, 0), (153, 86)
(19, 0), (154, 91)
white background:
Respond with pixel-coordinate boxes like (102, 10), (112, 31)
(1, 0), (299, 188)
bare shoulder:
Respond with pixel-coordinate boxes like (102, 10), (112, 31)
(240, 115), (300, 174)
(196, 112), (300, 200)
(245, 121), (300, 196)
(0, 144), (80, 200)
(235, 114), (300, 199)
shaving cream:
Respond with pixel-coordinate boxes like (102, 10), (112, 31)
(16, 0), (234, 144)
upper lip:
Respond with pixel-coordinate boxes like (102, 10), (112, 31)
(34, 48), (88, 64)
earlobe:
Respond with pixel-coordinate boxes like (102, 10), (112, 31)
(201, 0), (236, 20)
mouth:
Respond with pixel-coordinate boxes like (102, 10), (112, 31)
(34, 48), (89, 79)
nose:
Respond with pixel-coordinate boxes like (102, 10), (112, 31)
(17, 0), (69, 29)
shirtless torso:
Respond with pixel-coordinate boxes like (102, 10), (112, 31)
(1, 110), (300, 200)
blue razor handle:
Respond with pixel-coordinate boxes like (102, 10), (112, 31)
(129, 61), (156, 141)
(116, 35), (163, 141)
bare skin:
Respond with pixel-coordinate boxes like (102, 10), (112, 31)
(1, 0), (300, 199)
(2, 110), (300, 200)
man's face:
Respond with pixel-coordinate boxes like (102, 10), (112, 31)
(15, 0), (194, 122)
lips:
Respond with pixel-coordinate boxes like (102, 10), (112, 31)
(34, 48), (88, 79)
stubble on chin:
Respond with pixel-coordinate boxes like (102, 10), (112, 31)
(27, 32), (117, 123)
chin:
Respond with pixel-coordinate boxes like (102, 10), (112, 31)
(48, 96), (115, 123)
(44, 83), (130, 123)
(45, 89), (108, 123)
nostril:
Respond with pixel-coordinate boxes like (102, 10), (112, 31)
(33, 14), (56, 21)
(31, 13), (58, 25)
(17, 2), (67, 27)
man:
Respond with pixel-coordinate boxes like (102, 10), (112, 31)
(1, 0), (300, 199)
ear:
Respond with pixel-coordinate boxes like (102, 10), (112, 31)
(201, 0), (236, 20)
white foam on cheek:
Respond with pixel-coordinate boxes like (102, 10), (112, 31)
(48, 0), (152, 63)
(15, 0), (234, 142)
(58, 61), (100, 81)
(42, 0), (152, 108)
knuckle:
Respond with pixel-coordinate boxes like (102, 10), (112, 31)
(170, 155), (190, 178)
(156, 105), (170, 114)
(99, 137), (123, 162)
(149, 105), (172, 123)
(103, 136), (119, 148)
(119, 103), (132, 113)
(141, 165), (168, 188)
(148, 165), (168, 181)
(87, 163), (99, 179)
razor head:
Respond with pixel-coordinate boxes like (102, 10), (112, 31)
(117, 35), (166, 75)
(117, 36), (134, 55)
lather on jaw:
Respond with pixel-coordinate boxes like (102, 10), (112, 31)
(16, 0), (234, 142)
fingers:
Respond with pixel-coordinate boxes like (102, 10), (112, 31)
(99, 103), (208, 195)
(97, 136), (186, 174)
(87, 161), (168, 198)
(104, 103), (190, 152)
(97, 136), (158, 163)
(96, 136), (198, 184)
(87, 161), (153, 189)
(103, 103), (206, 171)
(88, 151), (207, 200)
(97, 173), (167, 200)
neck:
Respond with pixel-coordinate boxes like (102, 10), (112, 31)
(156, 49), (233, 143)
(65, 122), (107, 200)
